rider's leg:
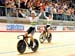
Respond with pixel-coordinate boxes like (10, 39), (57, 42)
(47, 27), (50, 37)
(29, 34), (34, 43)
(29, 34), (36, 48)
(44, 31), (47, 38)
(47, 26), (51, 33)
(24, 32), (28, 43)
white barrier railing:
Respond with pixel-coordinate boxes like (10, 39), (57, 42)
(0, 6), (75, 21)
(0, 23), (75, 32)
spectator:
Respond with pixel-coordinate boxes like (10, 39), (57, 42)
(0, 0), (75, 21)
(57, 7), (64, 20)
(52, 5), (58, 20)
(18, 9), (26, 17)
(5, 0), (16, 16)
(45, 2), (53, 17)
(26, 0), (33, 11)
(40, 3), (45, 11)
(5, 0), (16, 8)
(0, 0), (6, 16)
(0, 0), (6, 6)
(66, 8), (71, 21)
(70, 8), (75, 21)
(52, 6), (57, 14)
(63, 3), (68, 10)
(34, 0), (41, 10)
(15, 0), (20, 8)
(20, 0), (28, 9)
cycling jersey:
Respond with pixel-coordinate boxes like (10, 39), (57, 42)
(44, 25), (51, 32)
(26, 11), (42, 35)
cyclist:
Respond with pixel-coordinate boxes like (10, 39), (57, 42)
(24, 10), (42, 48)
(43, 11), (52, 36)
(41, 24), (51, 39)
(45, 24), (51, 32)
(43, 24), (51, 35)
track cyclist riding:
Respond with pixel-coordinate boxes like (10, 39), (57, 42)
(17, 10), (42, 54)
(24, 10), (42, 48)
(39, 20), (52, 43)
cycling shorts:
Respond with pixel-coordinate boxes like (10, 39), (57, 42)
(27, 27), (35, 35)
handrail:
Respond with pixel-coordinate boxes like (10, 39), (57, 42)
(0, 6), (75, 21)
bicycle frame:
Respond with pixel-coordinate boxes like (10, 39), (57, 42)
(42, 31), (48, 37)
(17, 35), (30, 47)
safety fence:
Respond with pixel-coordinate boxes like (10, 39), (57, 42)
(0, 23), (75, 32)
(0, 6), (75, 32)
(0, 6), (75, 21)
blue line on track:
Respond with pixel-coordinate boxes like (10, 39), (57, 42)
(0, 51), (16, 54)
(0, 43), (75, 54)
(39, 43), (75, 50)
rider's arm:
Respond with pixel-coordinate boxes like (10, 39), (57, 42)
(44, 12), (53, 21)
(44, 12), (48, 19)
(51, 13), (53, 20)
(36, 12), (42, 19)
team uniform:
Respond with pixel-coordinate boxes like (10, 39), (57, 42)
(45, 25), (51, 32)
(26, 11), (42, 35)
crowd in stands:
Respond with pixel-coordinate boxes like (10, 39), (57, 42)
(0, 0), (75, 21)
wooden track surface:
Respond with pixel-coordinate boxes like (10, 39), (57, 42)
(0, 32), (75, 56)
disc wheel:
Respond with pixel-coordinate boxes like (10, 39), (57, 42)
(39, 34), (46, 43)
(17, 40), (26, 54)
(47, 33), (52, 43)
(30, 39), (39, 52)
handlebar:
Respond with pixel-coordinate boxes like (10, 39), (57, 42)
(17, 35), (24, 39)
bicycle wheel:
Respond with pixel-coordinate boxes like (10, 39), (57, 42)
(17, 40), (26, 54)
(30, 39), (39, 52)
(39, 33), (46, 43)
(47, 33), (52, 43)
